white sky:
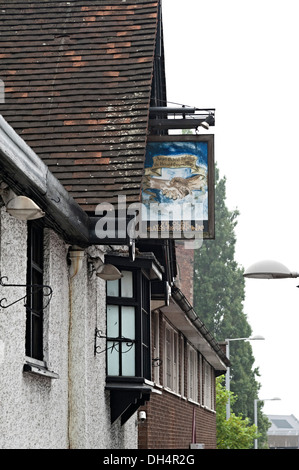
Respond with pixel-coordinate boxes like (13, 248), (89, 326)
(162, 0), (299, 421)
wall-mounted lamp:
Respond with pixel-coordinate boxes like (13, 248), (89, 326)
(0, 183), (45, 221)
(200, 114), (215, 130)
(6, 195), (45, 220)
(89, 256), (122, 281)
(138, 411), (147, 423)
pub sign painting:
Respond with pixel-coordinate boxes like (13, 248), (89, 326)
(141, 135), (215, 240)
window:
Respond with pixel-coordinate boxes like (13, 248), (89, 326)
(26, 220), (44, 360)
(187, 344), (198, 402)
(106, 269), (151, 380)
(107, 271), (135, 376)
(164, 324), (179, 393)
(203, 360), (215, 410)
(199, 354), (203, 404)
(180, 336), (185, 397)
(104, 253), (162, 425)
(152, 311), (160, 384)
(141, 273), (151, 380)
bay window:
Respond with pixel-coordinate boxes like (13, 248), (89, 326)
(106, 268), (151, 380)
(107, 271), (136, 377)
(104, 253), (162, 424)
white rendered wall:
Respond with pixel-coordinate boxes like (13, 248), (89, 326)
(68, 245), (137, 449)
(0, 207), (137, 449)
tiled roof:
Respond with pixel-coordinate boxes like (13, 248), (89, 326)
(0, 0), (159, 211)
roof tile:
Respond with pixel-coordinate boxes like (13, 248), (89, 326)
(0, 0), (159, 210)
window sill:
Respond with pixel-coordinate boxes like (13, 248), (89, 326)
(23, 357), (59, 379)
(163, 387), (182, 398)
(187, 398), (200, 406)
(153, 382), (163, 389)
(200, 404), (216, 414)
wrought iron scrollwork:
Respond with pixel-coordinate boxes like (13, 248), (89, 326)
(0, 276), (53, 309)
(94, 328), (106, 355)
(94, 327), (134, 356)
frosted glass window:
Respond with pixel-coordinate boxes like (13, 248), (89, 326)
(105, 268), (151, 379)
(165, 328), (172, 389)
(121, 271), (133, 298)
(107, 278), (119, 297)
(121, 344), (135, 376)
(187, 345), (198, 402)
(164, 325), (179, 393)
(107, 305), (119, 338)
(121, 306), (135, 340)
(107, 341), (120, 376)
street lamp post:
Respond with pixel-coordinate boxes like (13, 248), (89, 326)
(254, 397), (281, 449)
(244, 262), (285, 448)
(225, 335), (265, 420)
(244, 260), (299, 280)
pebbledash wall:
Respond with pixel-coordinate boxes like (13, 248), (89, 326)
(0, 207), (137, 449)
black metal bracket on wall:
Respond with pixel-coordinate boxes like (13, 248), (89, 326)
(94, 327), (135, 357)
(0, 276), (53, 309)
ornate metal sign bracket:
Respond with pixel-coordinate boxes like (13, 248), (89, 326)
(94, 328), (106, 355)
(0, 276), (53, 309)
(94, 328), (135, 357)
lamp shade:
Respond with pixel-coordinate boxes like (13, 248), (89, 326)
(96, 263), (122, 281)
(201, 114), (215, 130)
(249, 335), (265, 340)
(243, 260), (299, 279)
(6, 195), (45, 220)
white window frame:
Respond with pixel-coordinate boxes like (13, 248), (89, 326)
(180, 336), (185, 397)
(187, 344), (198, 402)
(164, 323), (179, 393)
(203, 359), (215, 410)
(153, 310), (160, 384)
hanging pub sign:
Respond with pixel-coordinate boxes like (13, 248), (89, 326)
(141, 134), (215, 241)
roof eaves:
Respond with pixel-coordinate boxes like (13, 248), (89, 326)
(162, 285), (230, 374)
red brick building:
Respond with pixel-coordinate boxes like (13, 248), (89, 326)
(138, 256), (228, 449)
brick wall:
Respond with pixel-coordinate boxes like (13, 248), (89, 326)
(138, 391), (216, 449)
(138, 310), (218, 449)
(175, 242), (194, 304)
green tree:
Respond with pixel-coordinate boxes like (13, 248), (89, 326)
(193, 165), (270, 446)
(216, 377), (258, 449)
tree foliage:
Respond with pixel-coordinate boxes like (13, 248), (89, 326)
(216, 377), (258, 449)
(193, 167), (245, 340)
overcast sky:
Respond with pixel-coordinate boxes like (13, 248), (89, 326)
(162, 0), (299, 421)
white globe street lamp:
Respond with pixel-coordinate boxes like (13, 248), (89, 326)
(243, 260), (299, 279)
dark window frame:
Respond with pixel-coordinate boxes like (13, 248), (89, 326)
(104, 253), (163, 424)
(26, 220), (44, 361)
(106, 268), (151, 381)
